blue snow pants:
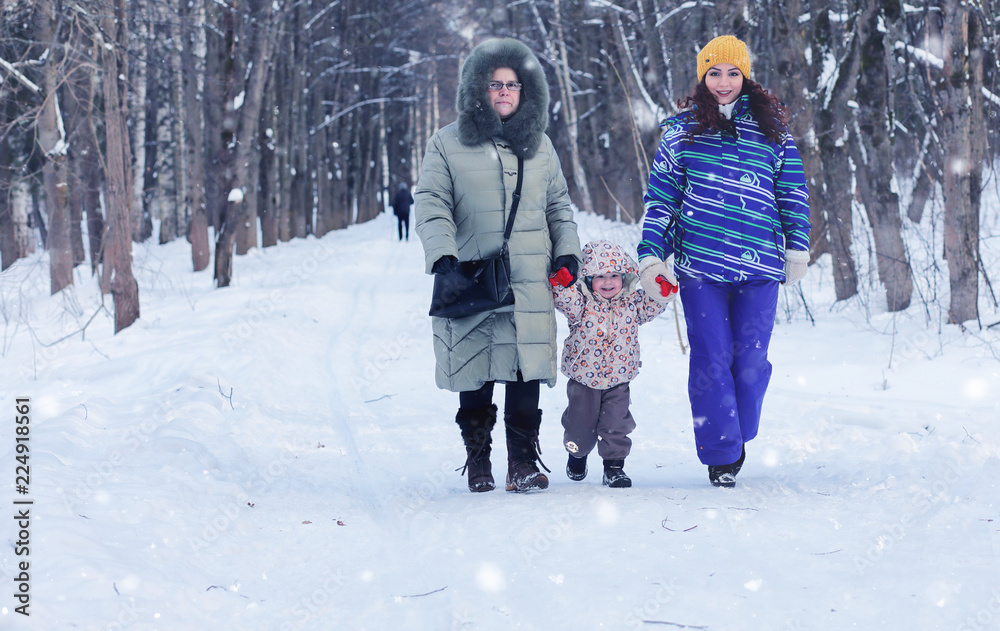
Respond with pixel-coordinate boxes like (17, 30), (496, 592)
(679, 278), (779, 466)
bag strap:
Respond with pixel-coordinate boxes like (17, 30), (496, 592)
(501, 157), (524, 249)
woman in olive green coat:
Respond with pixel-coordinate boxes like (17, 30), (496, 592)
(415, 38), (582, 494)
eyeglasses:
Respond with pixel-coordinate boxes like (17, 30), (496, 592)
(487, 81), (522, 92)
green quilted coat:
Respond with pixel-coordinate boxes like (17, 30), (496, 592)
(414, 39), (582, 392)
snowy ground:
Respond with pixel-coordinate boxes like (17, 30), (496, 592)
(1, 210), (999, 631)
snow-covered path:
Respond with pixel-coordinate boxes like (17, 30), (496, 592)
(2, 211), (999, 630)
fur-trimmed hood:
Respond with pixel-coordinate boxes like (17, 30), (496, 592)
(456, 38), (549, 160)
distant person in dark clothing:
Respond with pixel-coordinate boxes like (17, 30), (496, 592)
(392, 183), (414, 241)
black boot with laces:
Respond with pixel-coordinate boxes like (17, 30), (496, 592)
(455, 405), (497, 492)
(504, 411), (550, 492)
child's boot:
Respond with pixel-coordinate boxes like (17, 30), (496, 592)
(602, 458), (631, 488)
(566, 454), (588, 481)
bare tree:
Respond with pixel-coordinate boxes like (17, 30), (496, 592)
(63, 50), (105, 278)
(214, 0), (280, 288)
(129, 4), (150, 242)
(184, 0), (211, 271)
(163, 0), (188, 245)
(529, 0), (594, 215)
(0, 14), (40, 271)
(2, 0), (997, 328)
(99, 0), (140, 331)
(851, 0), (912, 312)
(814, 4), (861, 301)
(0, 124), (19, 270)
(938, 0), (981, 325)
(35, 0), (73, 294)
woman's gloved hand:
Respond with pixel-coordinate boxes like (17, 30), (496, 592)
(638, 256), (677, 303)
(432, 255), (459, 275)
(548, 267), (575, 288)
(783, 249), (809, 285)
(552, 255), (579, 284)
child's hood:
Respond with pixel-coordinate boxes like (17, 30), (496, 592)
(580, 240), (640, 297)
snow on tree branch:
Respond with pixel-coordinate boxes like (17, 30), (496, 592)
(894, 41), (1000, 108)
(0, 56), (41, 93)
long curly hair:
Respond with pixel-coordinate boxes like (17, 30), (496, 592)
(678, 77), (789, 144)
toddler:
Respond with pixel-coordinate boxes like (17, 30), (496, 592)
(549, 240), (674, 487)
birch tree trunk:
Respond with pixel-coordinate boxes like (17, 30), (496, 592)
(1, 180), (36, 270)
(130, 8), (148, 241)
(100, 0), (140, 332)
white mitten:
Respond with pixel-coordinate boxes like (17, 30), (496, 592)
(638, 256), (677, 303)
(784, 248), (809, 285)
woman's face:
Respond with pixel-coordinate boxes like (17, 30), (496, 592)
(489, 67), (521, 119)
(704, 63), (744, 104)
(591, 273), (623, 299)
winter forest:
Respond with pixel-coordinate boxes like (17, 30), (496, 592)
(3, 2), (1000, 629)
(0, 0), (998, 333)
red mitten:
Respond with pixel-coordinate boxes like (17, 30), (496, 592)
(656, 275), (678, 297)
(549, 267), (574, 288)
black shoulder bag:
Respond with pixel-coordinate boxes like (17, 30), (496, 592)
(428, 157), (524, 319)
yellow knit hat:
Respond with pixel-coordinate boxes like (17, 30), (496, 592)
(697, 35), (751, 81)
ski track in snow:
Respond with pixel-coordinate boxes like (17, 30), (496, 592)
(1, 211), (999, 630)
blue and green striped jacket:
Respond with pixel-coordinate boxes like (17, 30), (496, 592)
(638, 95), (810, 282)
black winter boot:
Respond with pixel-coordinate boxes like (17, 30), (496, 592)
(708, 445), (746, 488)
(504, 410), (550, 492)
(602, 459), (632, 488)
(566, 454), (588, 481)
(455, 405), (497, 492)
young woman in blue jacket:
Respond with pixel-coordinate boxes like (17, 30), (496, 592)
(637, 35), (811, 487)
